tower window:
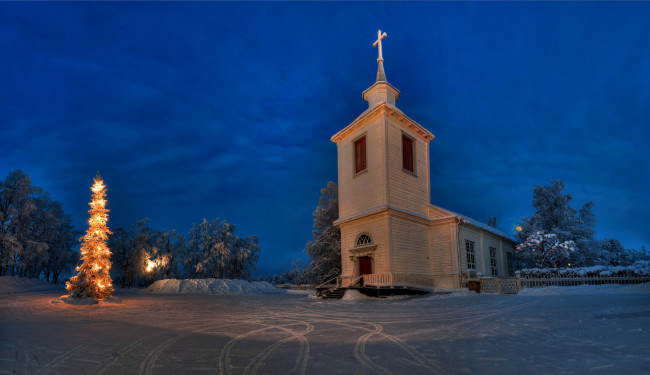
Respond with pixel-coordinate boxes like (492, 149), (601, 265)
(402, 134), (414, 173)
(354, 136), (367, 174)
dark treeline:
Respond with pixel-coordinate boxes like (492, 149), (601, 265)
(0, 170), (261, 287)
(109, 218), (261, 288)
(0, 170), (79, 283)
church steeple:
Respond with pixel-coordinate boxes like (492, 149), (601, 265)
(374, 30), (388, 82)
(363, 29), (400, 108)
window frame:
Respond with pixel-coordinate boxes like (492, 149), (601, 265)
(353, 134), (367, 175)
(506, 252), (514, 276)
(465, 240), (476, 269)
(489, 247), (498, 276)
(356, 233), (373, 247)
(401, 132), (416, 175)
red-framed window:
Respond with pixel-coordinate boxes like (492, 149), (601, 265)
(354, 136), (367, 174)
(402, 134), (414, 173)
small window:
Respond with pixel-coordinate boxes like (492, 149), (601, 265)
(402, 134), (414, 173)
(506, 252), (514, 276)
(465, 240), (475, 269)
(489, 247), (498, 276)
(356, 234), (372, 246)
(354, 136), (367, 174)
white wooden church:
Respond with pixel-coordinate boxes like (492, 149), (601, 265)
(330, 31), (516, 292)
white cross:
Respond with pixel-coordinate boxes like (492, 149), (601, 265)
(373, 29), (388, 61)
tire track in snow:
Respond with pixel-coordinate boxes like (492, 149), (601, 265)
(354, 323), (391, 374)
(218, 321), (313, 375)
(242, 322), (314, 375)
(139, 321), (243, 375)
(33, 344), (85, 375)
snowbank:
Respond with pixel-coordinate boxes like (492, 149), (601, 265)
(146, 278), (286, 295)
(519, 282), (650, 296)
(0, 276), (62, 294)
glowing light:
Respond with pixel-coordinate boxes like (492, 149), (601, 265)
(65, 173), (114, 300)
(516, 225), (522, 232)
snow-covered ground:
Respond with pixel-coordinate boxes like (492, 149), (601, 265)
(1, 276), (649, 375)
(146, 278), (285, 295)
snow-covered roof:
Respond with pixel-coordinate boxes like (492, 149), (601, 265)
(429, 204), (517, 242)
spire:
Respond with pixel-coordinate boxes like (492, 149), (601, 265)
(373, 30), (388, 82)
(363, 29), (400, 108)
(376, 59), (387, 82)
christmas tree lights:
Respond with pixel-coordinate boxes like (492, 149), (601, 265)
(66, 172), (114, 300)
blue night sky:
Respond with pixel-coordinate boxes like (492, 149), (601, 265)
(1, 2), (649, 275)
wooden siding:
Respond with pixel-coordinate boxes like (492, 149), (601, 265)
(337, 114), (387, 218)
(428, 220), (455, 277)
(389, 215), (429, 275)
(427, 204), (452, 219)
(385, 117), (430, 216)
(339, 213), (390, 277)
(458, 223), (515, 278)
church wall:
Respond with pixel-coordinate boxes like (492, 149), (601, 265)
(337, 115), (387, 219)
(385, 117), (429, 216)
(389, 214), (429, 275)
(429, 220), (459, 288)
(339, 213), (390, 278)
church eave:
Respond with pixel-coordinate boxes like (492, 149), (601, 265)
(330, 102), (434, 144)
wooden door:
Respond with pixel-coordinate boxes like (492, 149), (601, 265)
(358, 256), (372, 276)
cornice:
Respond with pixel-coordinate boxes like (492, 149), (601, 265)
(330, 102), (435, 144)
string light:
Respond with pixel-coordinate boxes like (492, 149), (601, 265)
(66, 172), (114, 300)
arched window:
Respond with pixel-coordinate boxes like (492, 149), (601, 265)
(356, 234), (372, 246)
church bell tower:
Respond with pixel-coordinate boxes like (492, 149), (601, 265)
(331, 30), (435, 282)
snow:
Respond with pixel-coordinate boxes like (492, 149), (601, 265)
(341, 289), (373, 301)
(2, 276), (650, 374)
(146, 278), (286, 295)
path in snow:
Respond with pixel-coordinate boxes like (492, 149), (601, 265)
(1, 278), (649, 375)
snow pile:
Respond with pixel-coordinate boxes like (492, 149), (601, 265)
(146, 278), (285, 295)
(341, 289), (374, 301)
(519, 282), (650, 296)
(0, 276), (62, 294)
(520, 260), (650, 278)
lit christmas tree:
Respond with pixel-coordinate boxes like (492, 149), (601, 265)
(66, 172), (114, 300)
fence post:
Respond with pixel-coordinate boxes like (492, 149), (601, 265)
(515, 271), (522, 291)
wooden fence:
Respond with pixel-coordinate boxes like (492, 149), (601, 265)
(475, 272), (650, 294)
(518, 275), (650, 289)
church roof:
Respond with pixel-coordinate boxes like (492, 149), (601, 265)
(429, 204), (517, 242)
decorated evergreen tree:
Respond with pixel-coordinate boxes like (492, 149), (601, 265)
(66, 173), (114, 299)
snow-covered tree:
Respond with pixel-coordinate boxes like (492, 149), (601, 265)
(185, 218), (259, 280)
(66, 173), (114, 300)
(0, 170), (77, 281)
(517, 181), (597, 267)
(516, 231), (575, 268)
(600, 238), (629, 266)
(304, 181), (341, 284)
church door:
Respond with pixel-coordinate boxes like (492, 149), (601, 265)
(358, 256), (372, 277)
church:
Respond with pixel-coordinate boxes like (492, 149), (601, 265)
(331, 31), (516, 291)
